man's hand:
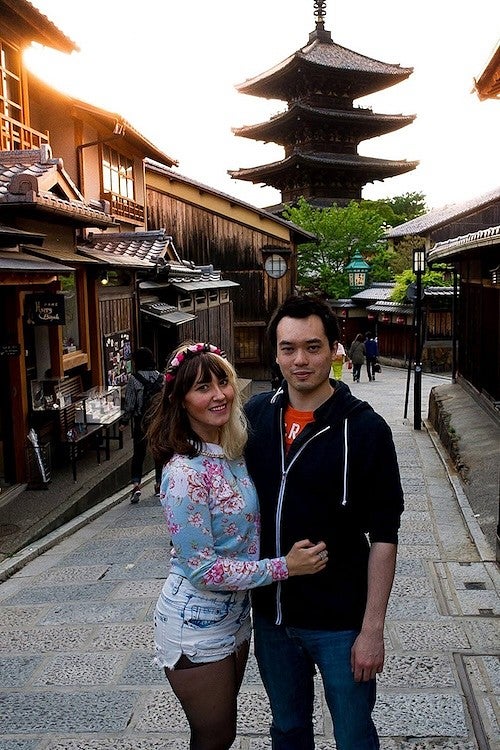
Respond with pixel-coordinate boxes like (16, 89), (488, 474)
(351, 628), (385, 682)
(351, 542), (397, 682)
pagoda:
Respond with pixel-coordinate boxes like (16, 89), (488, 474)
(229, 0), (418, 209)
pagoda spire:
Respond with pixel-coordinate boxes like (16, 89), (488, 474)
(309, 0), (332, 43)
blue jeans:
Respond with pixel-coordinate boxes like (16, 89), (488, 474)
(253, 613), (379, 750)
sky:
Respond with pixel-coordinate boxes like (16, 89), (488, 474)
(25, 0), (499, 212)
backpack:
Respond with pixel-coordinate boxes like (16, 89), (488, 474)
(134, 372), (163, 420)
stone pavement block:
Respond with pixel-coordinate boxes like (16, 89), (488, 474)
(0, 625), (91, 653)
(3, 581), (118, 606)
(378, 654), (457, 688)
(42, 739), (188, 750)
(398, 741), (478, 750)
(393, 621), (471, 650)
(0, 604), (46, 628)
(397, 543), (441, 559)
(374, 693), (468, 736)
(395, 558), (428, 577)
(32, 652), (124, 686)
(90, 623), (153, 651)
(0, 740), (40, 750)
(110, 580), (163, 600)
(0, 654), (42, 687)
(133, 689), (188, 732)
(41, 564), (111, 583)
(0, 690), (135, 733)
(387, 595), (441, 619)
(102, 562), (167, 580)
(120, 652), (165, 685)
(39, 600), (145, 626)
(459, 654), (500, 750)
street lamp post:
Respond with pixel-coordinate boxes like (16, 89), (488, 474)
(413, 249), (426, 430)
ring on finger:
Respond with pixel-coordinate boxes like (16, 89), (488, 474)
(318, 550), (327, 560)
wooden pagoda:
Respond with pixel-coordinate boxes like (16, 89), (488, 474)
(229, 0), (418, 209)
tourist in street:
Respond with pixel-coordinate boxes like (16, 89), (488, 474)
(119, 347), (163, 503)
(365, 332), (379, 381)
(330, 339), (348, 380)
(349, 333), (366, 383)
(244, 296), (404, 750)
(146, 341), (327, 750)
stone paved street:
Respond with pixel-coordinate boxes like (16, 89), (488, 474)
(0, 367), (498, 750)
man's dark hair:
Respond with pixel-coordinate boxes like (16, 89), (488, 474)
(133, 347), (156, 371)
(267, 295), (341, 350)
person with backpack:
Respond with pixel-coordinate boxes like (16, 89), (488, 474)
(119, 347), (164, 503)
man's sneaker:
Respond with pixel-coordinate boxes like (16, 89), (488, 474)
(130, 488), (141, 504)
(154, 483), (161, 497)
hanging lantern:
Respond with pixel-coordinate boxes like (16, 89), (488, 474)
(345, 250), (370, 290)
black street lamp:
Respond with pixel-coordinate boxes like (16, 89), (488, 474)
(413, 249), (426, 429)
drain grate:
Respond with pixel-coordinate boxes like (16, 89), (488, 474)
(464, 581), (487, 590)
(0, 524), (20, 538)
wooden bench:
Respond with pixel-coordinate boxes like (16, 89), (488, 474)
(56, 376), (103, 482)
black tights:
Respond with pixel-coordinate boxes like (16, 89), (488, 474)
(165, 641), (250, 750)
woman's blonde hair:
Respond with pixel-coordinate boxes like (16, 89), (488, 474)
(146, 342), (248, 464)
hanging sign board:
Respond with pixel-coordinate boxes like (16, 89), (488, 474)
(0, 344), (21, 358)
(25, 293), (65, 325)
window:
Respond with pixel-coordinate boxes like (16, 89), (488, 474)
(264, 254), (288, 279)
(102, 145), (135, 200)
(60, 273), (80, 352)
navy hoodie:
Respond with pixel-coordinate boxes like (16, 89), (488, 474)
(244, 380), (404, 630)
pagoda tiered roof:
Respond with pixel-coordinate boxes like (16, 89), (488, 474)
(236, 37), (413, 102)
(233, 103), (416, 146)
(230, 3), (417, 206)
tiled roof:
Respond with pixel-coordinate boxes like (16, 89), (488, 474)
(366, 300), (414, 314)
(351, 283), (395, 301)
(385, 187), (500, 238)
(77, 230), (177, 268)
(0, 251), (73, 274)
(0, 147), (115, 227)
(429, 225), (500, 261)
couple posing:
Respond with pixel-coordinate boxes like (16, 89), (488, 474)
(147, 295), (404, 750)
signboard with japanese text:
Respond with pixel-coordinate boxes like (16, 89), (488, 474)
(25, 294), (65, 326)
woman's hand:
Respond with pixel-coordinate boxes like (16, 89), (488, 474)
(285, 539), (328, 576)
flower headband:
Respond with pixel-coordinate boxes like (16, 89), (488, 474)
(165, 342), (226, 383)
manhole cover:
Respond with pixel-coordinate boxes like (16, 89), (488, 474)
(0, 524), (20, 537)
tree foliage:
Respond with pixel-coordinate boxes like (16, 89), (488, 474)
(391, 268), (450, 303)
(283, 193), (428, 299)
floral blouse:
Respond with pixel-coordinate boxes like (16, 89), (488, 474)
(160, 443), (288, 591)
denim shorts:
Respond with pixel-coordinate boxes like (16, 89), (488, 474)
(154, 573), (251, 669)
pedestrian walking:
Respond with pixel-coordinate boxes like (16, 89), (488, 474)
(244, 295), (404, 750)
(348, 333), (366, 383)
(330, 340), (347, 380)
(146, 341), (327, 750)
(365, 332), (379, 381)
(119, 347), (163, 503)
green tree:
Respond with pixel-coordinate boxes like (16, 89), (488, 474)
(284, 198), (388, 298)
(391, 268), (450, 303)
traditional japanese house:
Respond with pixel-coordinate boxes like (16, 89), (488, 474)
(146, 161), (315, 379)
(229, 0), (417, 209)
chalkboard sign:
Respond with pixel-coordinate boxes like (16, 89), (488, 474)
(103, 330), (132, 386)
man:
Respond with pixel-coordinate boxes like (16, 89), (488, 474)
(365, 331), (379, 382)
(244, 295), (404, 750)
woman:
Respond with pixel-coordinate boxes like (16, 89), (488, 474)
(348, 333), (366, 383)
(329, 340), (347, 380)
(147, 342), (327, 750)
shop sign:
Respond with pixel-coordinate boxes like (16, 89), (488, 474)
(0, 343), (21, 358)
(25, 294), (65, 326)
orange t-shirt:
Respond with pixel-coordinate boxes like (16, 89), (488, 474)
(284, 405), (315, 452)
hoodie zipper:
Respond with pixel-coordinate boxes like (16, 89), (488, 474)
(274, 410), (331, 625)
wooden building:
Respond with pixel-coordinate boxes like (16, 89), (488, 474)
(229, 0), (417, 209)
(146, 161), (315, 379)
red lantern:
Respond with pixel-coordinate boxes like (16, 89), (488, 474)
(381, 314), (390, 323)
(396, 315), (405, 325)
(367, 312), (375, 320)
